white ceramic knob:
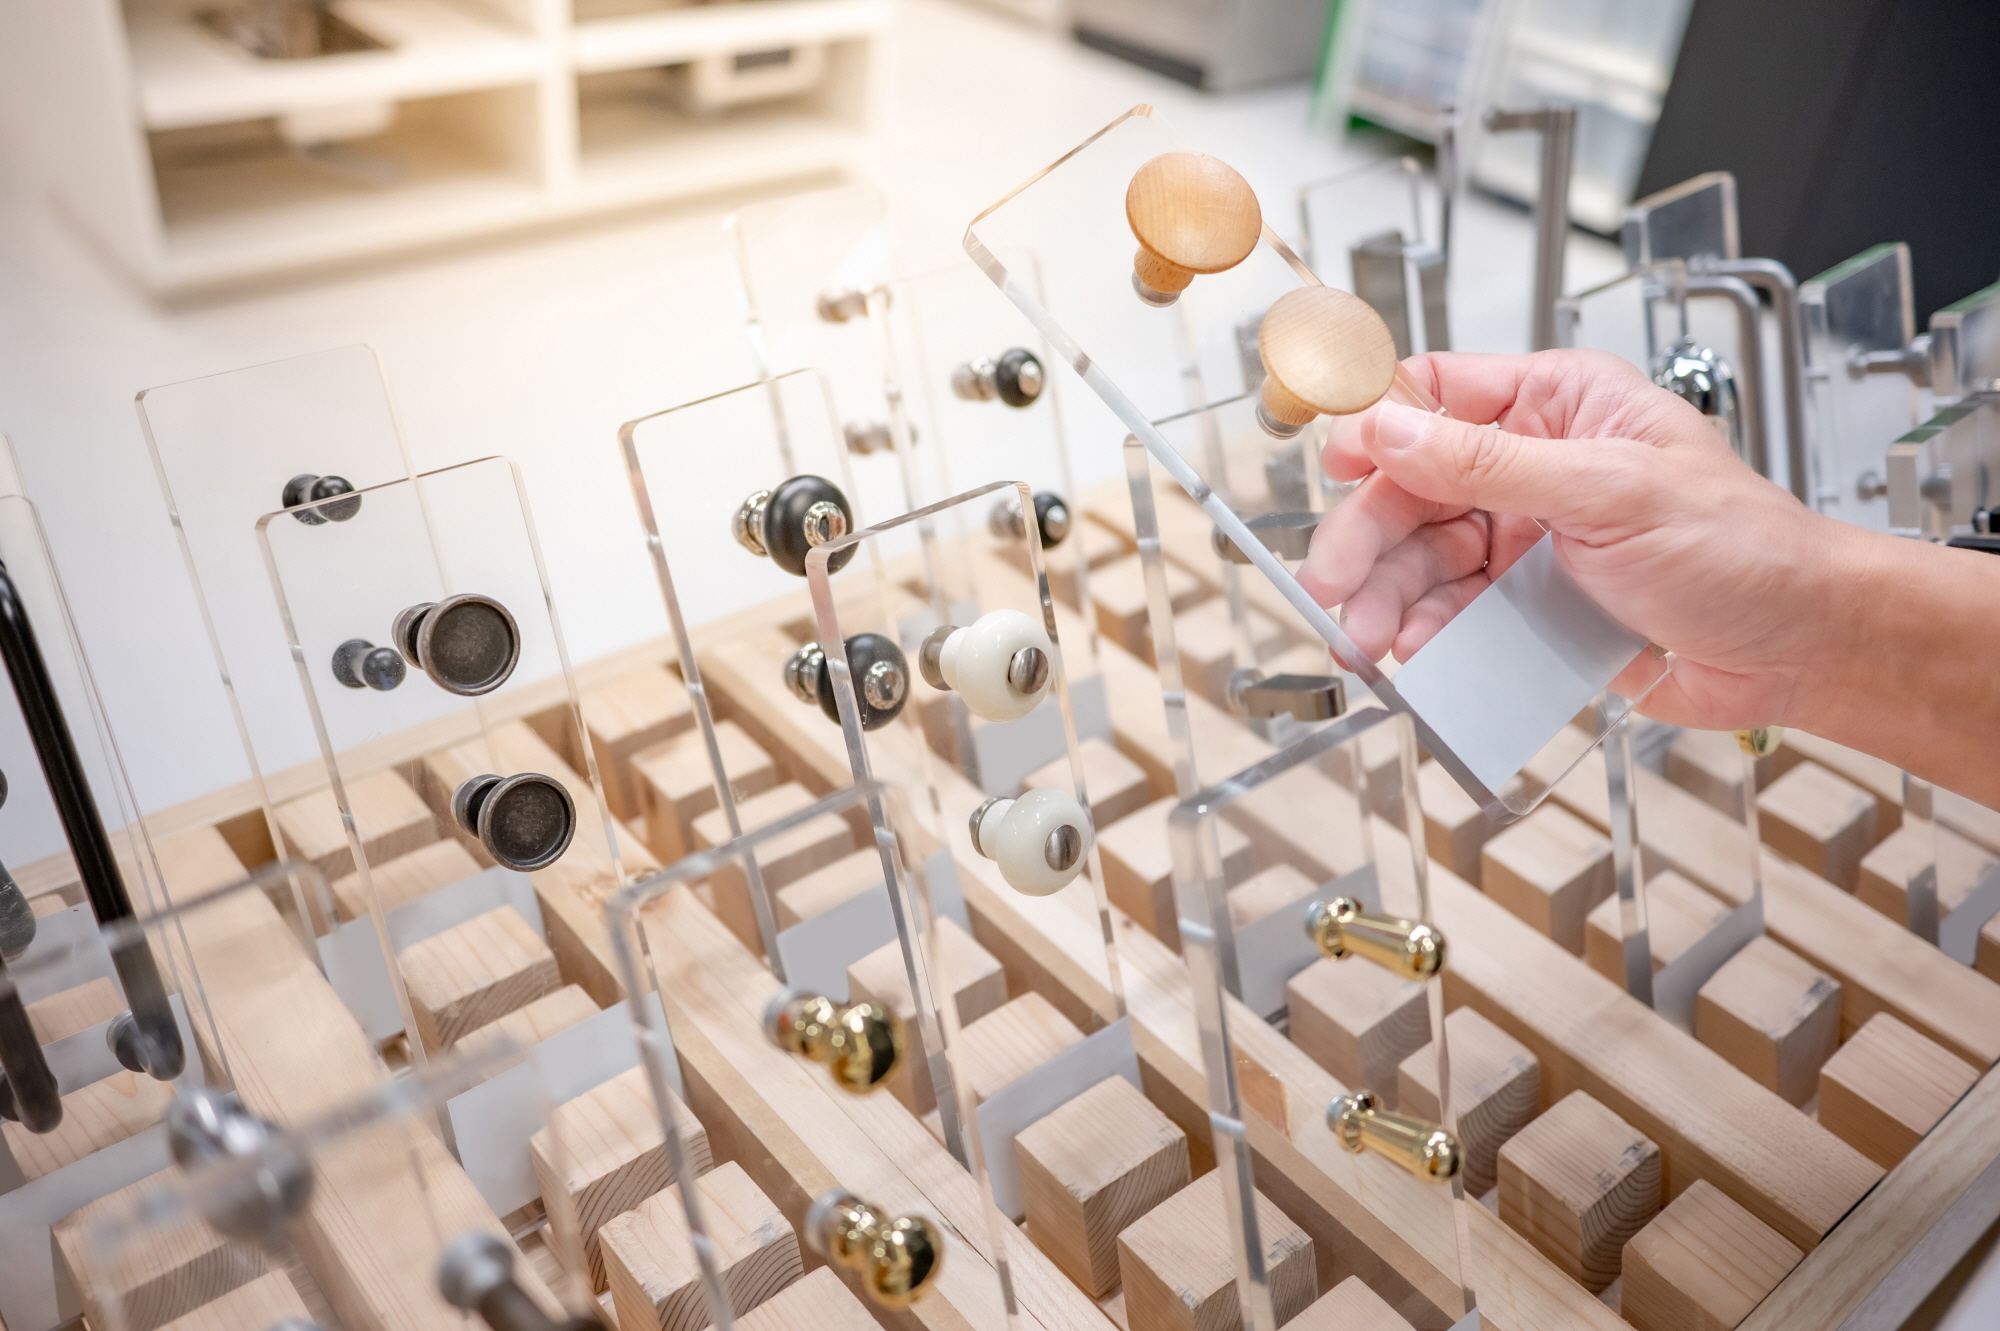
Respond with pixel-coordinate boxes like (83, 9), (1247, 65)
(938, 609), (1052, 722)
(970, 788), (1092, 896)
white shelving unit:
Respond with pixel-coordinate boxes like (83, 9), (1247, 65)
(14, 0), (890, 295)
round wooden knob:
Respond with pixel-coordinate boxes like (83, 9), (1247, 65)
(1256, 286), (1399, 436)
(1126, 152), (1262, 306)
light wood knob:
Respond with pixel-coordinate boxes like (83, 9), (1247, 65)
(1126, 152), (1262, 305)
(1257, 286), (1399, 436)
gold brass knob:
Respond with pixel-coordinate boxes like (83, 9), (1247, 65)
(1327, 1091), (1461, 1183)
(806, 1189), (944, 1309)
(1306, 897), (1446, 979)
(765, 991), (904, 1093)
(1735, 727), (1783, 757)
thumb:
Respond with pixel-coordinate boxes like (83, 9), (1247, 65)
(1367, 400), (1640, 527)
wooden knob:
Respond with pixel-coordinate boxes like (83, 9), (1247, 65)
(1126, 152), (1262, 304)
(1257, 286), (1399, 435)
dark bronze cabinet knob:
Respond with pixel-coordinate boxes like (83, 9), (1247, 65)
(282, 473), (361, 525)
(783, 633), (908, 731)
(766, 990), (905, 1092)
(392, 594), (520, 696)
(452, 772), (576, 872)
(988, 491), (1070, 549)
(952, 348), (1045, 407)
(167, 1088), (314, 1242)
(331, 638), (406, 691)
(806, 1188), (944, 1309)
(734, 475), (857, 577)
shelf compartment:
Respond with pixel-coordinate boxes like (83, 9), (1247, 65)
(570, 0), (889, 76)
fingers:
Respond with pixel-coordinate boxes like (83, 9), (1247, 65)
(1363, 401), (1647, 529)
(1392, 573), (1491, 660)
(1336, 513), (1491, 660)
(1297, 472), (1471, 608)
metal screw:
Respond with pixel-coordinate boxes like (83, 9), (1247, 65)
(863, 658), (904, 711)
(1044, 823), (1082, 872)
(803, 500), (847, 547)
(1007, 645), (1048, 696)
(733, 489), (772, 556)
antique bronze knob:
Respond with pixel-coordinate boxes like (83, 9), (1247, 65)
(393, 594), (520, 696)
(282, 473), (361, 525)
(733, 475), (858, 577)
(806, 1188), (944, 1309)
(1306, 896), (1445, 979)
(1328, 1090), (1461, 1183)
(452, 773), (576, 872)
(782, 634), (909, 731)
(766, 990), (904, 1093)
(1126, 152), (1262, 307)
(331, 638), (406, 691)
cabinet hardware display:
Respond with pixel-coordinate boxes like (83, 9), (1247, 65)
(281, 473), (361, 525)
(1306, 896), (1446, 980)
(988, 491), (1070, 549)
(439, 1231), (602, 1331)
(917, 609), (1053, 723)
(1328, 1091), (1462, 1183)
(783, 634), (909, 731)
(951, 348), (1044, 407)
(805, 1188), (943, 1309)
(392, 595), (521, 697)
(733, 475), (858, 577)
(1125, 152), (1261, 307)
(330, 638), (406, 691)
(969, 790), (1093, 896)
(451, 773), (576, 873)
(766, 990), (905, 1092)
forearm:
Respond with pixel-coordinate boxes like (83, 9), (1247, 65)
(1797, 527), (2000, 808)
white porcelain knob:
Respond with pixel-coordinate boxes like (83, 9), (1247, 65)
(970, 788), (1092, 896)
(937, 609), (1052, 722)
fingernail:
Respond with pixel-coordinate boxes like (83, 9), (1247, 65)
(1374, 401), (1429, 452)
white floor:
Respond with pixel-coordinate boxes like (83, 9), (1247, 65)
(0, 0), (1622, 825)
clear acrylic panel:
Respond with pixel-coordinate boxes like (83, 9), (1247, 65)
(254, 458), (620, 1067)
(1168, 708), (1475, 1330)
(1886, 396), (2000, 540)
(965, 105), (1671, 823)
(1799, 244), (1921, 531)
(1296, 156), (1449, 357)
(1898, 780), (2000, 980)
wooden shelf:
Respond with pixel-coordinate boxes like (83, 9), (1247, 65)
(571, 0), (889, 75)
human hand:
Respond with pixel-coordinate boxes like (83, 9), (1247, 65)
(1296, 349), (1859, 731)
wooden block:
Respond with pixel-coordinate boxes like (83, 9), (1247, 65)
(1026, 735), (1152, 828)
(1856, 822), (1930, 925)
(773, 848), (881, 930)
(1817, 1012), (1978, 1168)
(1417, 759), (1497, 888)
(1758, 761), (1878, 891)
(574, 666), (696, 822)
(55, 1172), (267, 1331)
(1396, 1007), (1540, 1198)
(1694, 937), (1841, 1108)
(530, 1064), (715, 1292)
(455, 983), (600, 1062)
(3, 1070), (177, 1181)
(1017, 1074), (1191, 1297)
(1288, 1276), (1415, 1331)
(1665, 728), (1779, 819)
(1116, 1172), (1316, 1331)
(692, 782), (853, 953)
(273, 768), (438, 882)
(1089, 552), (1204, 662)
(1497, 1090), (1661, 1293)
(602, 1160), (802, 1331)
(26, 974), (124, 1044)
(400, 904), (562, 1054)
(1621, 1179), (1802, 1331)
(847, 915), (1009, 1115)
(1583, 871), (1731, 983)
(1779, 729), (1904, 839)
(631, 720), (779, 864)
(954, 992), (1085, 1105)
(155, 1270), (309, 1331)
(329, 837), (483, 924)
(1481, 804), (1614, 954)
(1098, 795), (1252, 951)
(732, 1266), (876, 1331)
(1286, 956), (1429, 1108)
(1172, 599), (1286, 707)
(1226, 863), (1315, 930)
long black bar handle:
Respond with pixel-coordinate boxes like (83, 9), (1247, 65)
(0, 563), (184, 1081)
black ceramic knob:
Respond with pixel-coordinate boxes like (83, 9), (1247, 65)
(994, 347), (1045, 407)
(393, 594), (521, 696)
(1031, 492), (1070, 548)
(331, 638), (406, 691)
(453, 772), (576, 872)
(785, 634), (908, 731)
(282, 473), (362, 525)
(746, 475), (857, 577)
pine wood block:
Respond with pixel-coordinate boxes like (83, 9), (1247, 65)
(1497, 1090), (1661, 1293)
(602, 1161), (801, 1331)
(1778, 729), (1904, 839)
(1017, 1074), (1191, 1297)
(273, 768), (438, 882)
(1621, 1179), (1802, 1331)
(1226, 863), (1316, 930)
(1584, 871), (1731, 983)
(4, 1069), (177, 1182)
(1856, 822), (1930, 925)
(1098, 795), (1252, 951)
(732, 1267), (876, 1331)
(692, 782), (853, 953)
(400, 904), (561, 1054)
(772, 848), (881, 930)
(1665, 728), (1780, 819)
(330, 837), (483, 923)
(1288, 1276), (1415, 1330)
(26, 974), (124, 1044)
(1417, 759), (1498, 888)
(531, 1064), (715, 1293)
(1758, 761), (1878, 891)
(54, 1172), (267, 1331)
(155, 1270), (309, 1331)
(1481, 804), (1614, 954)
(1396, 1007), (1540, 1198)
(846, 915), (1009, 1115)
(455, 983), (600, 1063)
(1089, 552), (1204, 662)
(631, 720), (780, 864)
(1286, 956), (1429, 1108)
(1817, 1012), (1978, 1169)
(1172, 600), (1286, 707)
(1116, 1172), (1316, 1331)
(954, 991), (1086, 1105)
(1026, 736), (1152, 829)
(574, 666), (696, 822)
(1694, 937), (1841, 1108)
